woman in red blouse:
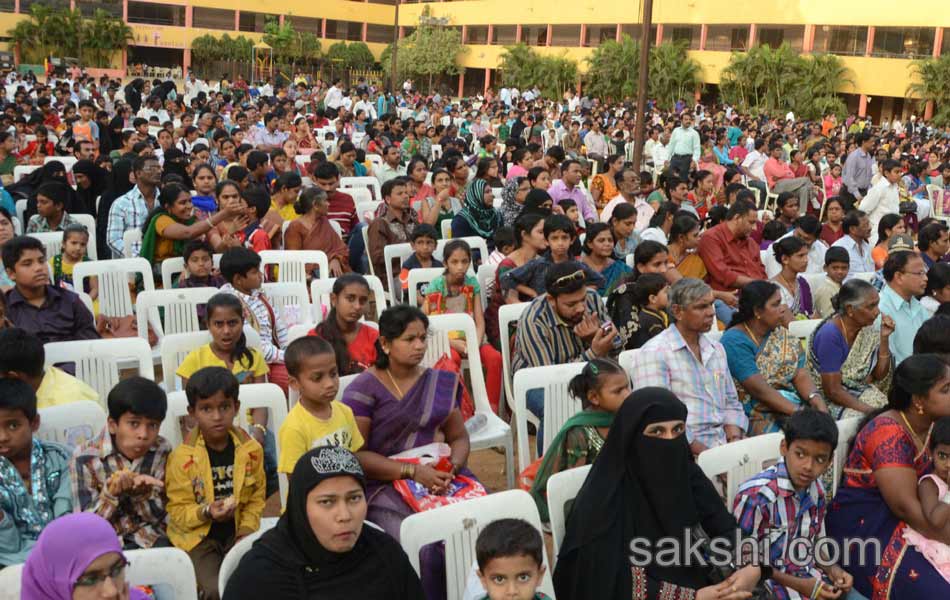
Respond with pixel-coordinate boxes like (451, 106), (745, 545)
(309, 274), (378, 375)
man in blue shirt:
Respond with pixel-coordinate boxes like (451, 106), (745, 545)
(878, 250), (929, 365)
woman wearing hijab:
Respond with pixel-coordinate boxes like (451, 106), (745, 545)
(518, 188), (554, 219)
(16, 161), (84, 221)
(553, 388), (765, 600)
(125, 79), (144, 114)
(451, 178), (503, 250)
(223, 446), (424, 600)
(161, 148), (194, 190)
(72, 159), (108, 216)
(21, 512), (149, 600)
(96, 159), (135, 259)
(499, 175), (530, 227)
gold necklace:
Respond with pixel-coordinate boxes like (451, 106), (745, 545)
(900, 411), (925, 449)
(836, 317), (849, 341)
(742, 323), (760, 346)
(386, 369), (405, 399)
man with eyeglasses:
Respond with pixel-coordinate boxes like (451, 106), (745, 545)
(106, 155), (161, 258)
(878, 249), (929, 365)
(513, 261), (617, 451)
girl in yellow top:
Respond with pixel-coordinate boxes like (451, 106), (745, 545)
(278, 336), (364, 474)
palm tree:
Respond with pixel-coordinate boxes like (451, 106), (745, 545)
(908, 55), (950, 126)
(649, 42), (702, 110)
(83, 9), (132, 68)
(585, 34), (639, 101)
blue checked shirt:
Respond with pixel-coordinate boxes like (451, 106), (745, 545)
(106, 185), (153, 258)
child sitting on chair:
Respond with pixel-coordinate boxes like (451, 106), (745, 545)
(474, 518), (551, 600)
(0, 327), (99, 409)
(50, 223), (98, 302)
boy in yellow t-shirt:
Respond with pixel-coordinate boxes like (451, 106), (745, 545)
(278, 336), (364, 474)
(0, 327), (100, 410)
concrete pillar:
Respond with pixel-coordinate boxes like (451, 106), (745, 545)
(515, 24), (522, 43)
(934, 28), (944, 57)
(461, 25), (467, 44)
(699, 24), (707, 51)
(70, 0), (74, 11)
(321, 19), (327, 38)
(803, 24), (815, 52)
(616, 24), (622, 43)
(865, 26), (875, 56)
(185, 5), (192, 28)
(13, 0), (18, 14)
(398, 26), (405, 39)
(121, 48), (127, 75)
(362, 22), (367, 42)
(279, 14), (284, 26)
(457, 72), (464, 98)
(484, 68), (490, 95)
(546, 24), (552, 46)
(655, 24), (663, 45)
(183, 49), (191, 74)
(925, 101), (934, 120)
(748, 24), (757, 48)
(858, 94), (868, 117)
(486, 24), (493, 45)
(580, 24), (587, 47)
(234, 11), (240, 32)
(123, 0), (128, 21)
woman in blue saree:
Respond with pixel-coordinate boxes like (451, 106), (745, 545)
(827, 354), (950, 599)
(581, 222), (632, 296)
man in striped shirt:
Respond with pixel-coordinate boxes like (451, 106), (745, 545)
(513, 261), (617, 449)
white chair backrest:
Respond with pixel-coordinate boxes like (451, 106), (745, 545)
(74, 257), (153, 318)
(354, 195), (379, 223)
(697, 433), (784, 506)
(368, 153), (383, 170)
(159, 327), (262, 392)
(261, 281), (312, 329)
(548, 463), (592, 562)
(11, 216), (21, 235)
(14, 165), (40, 183)
(15, 198), (26, 227)
(339, 176), (382, 202)
(435, 236), (489, 268)
(407, 267), (446, 307)
(383, 242), (415, 304)
(512, 363), (586, 473)
(135, 287), (218, 341)
(440, 219), (453, 239)
(49, 156), (77, 171)
(361, 225), (375, 277)
(37, 400), (107, 448)
(294, 154), (311, 170)
(44, 337), (155, 401)
(258, 249), (329, 284)
(400, 490), (555, 600)
(218, 517), (278, 596)
(122, 229), (142, 258)
(788, 319), (821, 340)
(0, 564), (21, 599)
(800, 272), (828, 293)
(499, 302), (531, 414)
(126, 547), (198, 600)
(475, 262), (496, 311)
(431, 143), (443, 160)
(833, 417), (861, 496)
(27, 231), (65, 259)
(310, 275), (388, 322)
(852, 272), (876, 283)
(71, 213), (98, 260)
(160, 254), (223, 289)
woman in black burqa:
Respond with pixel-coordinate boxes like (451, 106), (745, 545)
(553, 387), (765, 600)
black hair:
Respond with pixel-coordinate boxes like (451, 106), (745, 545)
(0, 377), (37, 421)
(242, 186), (271, 220)
(246, 150), (269, 171)
(930, 416), (950, 451)
(2, 236), (45, 270)
(609, 203), (637, 226)
(0, 328), (44, 377)
(726, 199), (756, 220)
(512, 214), (544, 249)
(882, 250), (920, 282)
(313, 274), (372, 376)
(648, 202), (676, 228)
(876, 213), (904, 245)
(291, 186), (326, 217)
(581, 222), (613, 256)
(824, 246), (849, 267)
(527, 166), (549, 185)
(381, 176), (408, 199)
(545, 260), (588, 297)
(274, 171), (302, 191)
(783, 408), (838, 450)
(543, 214), (575, 239)
(632, 240), (668, 275)
(285, 335), (337, 378)
(313, 161), (341, 180)
(184, 366), (239, 408)
(630, 272), (668, 309)
(795, 214), (820, 237)
(183, 239), (214, 263)
(107, 376), (167, 422)
(62, 223), (89, 245)
(776, 192), (799, 211)
(374, 305), (428, 369)
(475, 518), (544, 571)
(842, 210), (866, 236)
(567, 358), (626, 410)
(219, 246), (262, 284)
(772, 235), (807, 263)
(493, 225), (516, 251)
(884, 354), (950, 417)
(205, 293), (255, 368)
(729, 280), (780, 328)
(918, 221), (949, 252)
(762, 220), (788, 243)
(926, 263), (950, 300)
(914, 315), (950, 355)
(442, 239), (472, 273)
(669, 213), (700, 245)
(410, 223), (439, 243)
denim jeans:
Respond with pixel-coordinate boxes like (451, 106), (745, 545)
(714, 299), (736, 328)
(247, 426), (279, 498)
(347, 222), (369, 273)
(526, 388), (545, 455)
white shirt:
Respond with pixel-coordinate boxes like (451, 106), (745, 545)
(763, 230), (827, 278)
(325, 86), (343, 110)
(652, 143), (670, 168)
(831, 234), (875, 278)
(353, 100), (377, 120)
(742, 150), (768, 181)
(640, 227), (668, 245)
(858, 177), (900, 246)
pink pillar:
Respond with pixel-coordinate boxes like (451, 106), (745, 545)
(461, 25), (467, 44)
(321, 19), (327, 38)
(70, 0), (74, 10)
(183, 49), (191, 74)
(457, 72), (464, 98)
(748, 24), (757, 48)
(699, 24), (707, 50)
(865, 26), (875, 56)
(399, 26), (405, 39)
(279, 14), (285, 26)
(486, 24), (493, 45)
(925, 102), (934, 120)
(483, 68), (490, 95)
(655, 24), (663, 45)
(934, 28), (944, 57)
(858, 94), (868, 117)
(580, 24), (587, 47)
(184, 5), (192, 28)
(122, 0), (128, 21)
(615, 24), (622, 43)
(121, 48), (127, 74)
(546, 24), (552, 46)
(803, 24), (815, 52)
(234, 11), (240, 31)
(361, 22), (367, 42)
(515, 24), (522, 43)
(13, 0), (18, 14)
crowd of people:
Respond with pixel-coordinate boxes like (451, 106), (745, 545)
(3, 64), (950, 600)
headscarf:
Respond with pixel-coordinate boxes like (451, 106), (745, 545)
(21, 512), (147, 600)
(499, 176), (524, 227)
(20, 161), (85, 220)
(519, 188), (553, 219)
(71, 159), (107, 215)
(161, 148), (193, 190)
(96, 158), (135, 259)
(223, 447), (424, 599)
(553, 388), (737, 600)
(457, 178), (501, 238)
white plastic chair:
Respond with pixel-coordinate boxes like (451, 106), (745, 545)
(13, 164), (40, 183)
(788, 319), (821, 340)
(159, 327), (263, 392)
(696, 433), (784, 506)
(27, 231), (65, 259)
(261, 281), (312, 329)
(362, 225), (375, 277)
(354, 196), (379, 223)
(340, 176), (382, 202)
(294, 154), (311, 171)
(548, 463), (592, 561)
(852, 272), (876, 283)
(70, 213), (98, 260)
(475, 262), (496, 313)
(441, 219), (453, 239)
(36, 400), (107, 448)
(407, 267), (446, 307)
(512, 363), (586, 473)
(310, 275), (388, 322)
(126, 547), (198, 600)
(258, 249), (329, 284)
(432, 143), (443, 160)
(135, 287), (218, 342)
(48, 156), (77, 171)
(15, 198), (26, 227)
(426, 313), (515, 489)
(833, 417), (861, 496)
(44, 337), (155, 401)
(435, 236), (489, 268)
(11, 216), (21, 235)
(800, 272), (828, 294)
(160, 254), (222, 289)
(383, 242), (415, 304)
(218, 517), (279, 596)
(74, 257), (153, 318)
(499, 302), (531, 414)
(122, 229), (142, 258)
(368, 153), (384, 171)
(400, 490), (555, 600)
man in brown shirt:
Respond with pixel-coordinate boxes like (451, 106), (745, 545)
(367, 176), (418, 291)
(697, 199), (766, 292)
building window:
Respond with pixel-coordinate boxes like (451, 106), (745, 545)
(325, 20), (362, 41)
(366, 23), (394, 44)
(465, 25), (488, 44)
(193, 7), (235, 30)
(77, 0), (122, 18)
(522, 26), (546, 46)
(127, 1), (185, 27)
(549, 24), (581, 47)
(20, 0), (67, 12)
(620, 24), (657, 42)
(238, 12), (277, 33)
(757, 25), (805, 51)
(584, 25), (615, 46)
(292, 16), (322, 35)
(872, 27), (935, 58)
(492, 25), (517, 45)
(813, 25), (867, 56)
(662, 24), (701, 49)
(705, 25), (748, 51)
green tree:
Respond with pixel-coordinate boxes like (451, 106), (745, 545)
(83, 8), (132, 68)
(795, 53), (851, 119)
(648, 41), (702, 110)
(9, 5), (129, 66)
(345, 42), (376, 69)
(262, 17), (295, 67)
(497, 44), (578, 99)
(908, 55), (950, 127)
(326, 41), (349, 66)
(585, 34), (639, 101)
(383, 9), (465, 91)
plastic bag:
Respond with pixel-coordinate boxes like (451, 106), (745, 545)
(391, 443), (487, 513)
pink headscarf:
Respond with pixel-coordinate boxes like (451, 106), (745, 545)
(21, 513), (147, 600)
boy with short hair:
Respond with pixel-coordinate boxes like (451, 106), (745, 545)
(72, 99), (100, 145)
(399, 224), (443, 301)
(219, 247), (289, 391)
(475, 518), (550, 600)
(3, 235), (99, 344)
(176, 240), (225, 327)
(0, 327), (99, 409)
(813, 246), (850, 319)
(487, 225), (516, 266)
(166, 367), (265, 600)
(70, 377), (171, 549)
(0, 378), (73, 566)
(278, 336), (364, 474)
(733, 408), (854, 600)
